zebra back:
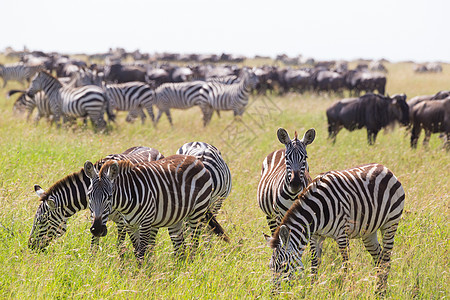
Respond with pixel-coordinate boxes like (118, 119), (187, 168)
(29, 146), (164, 250)
(201, 69), (259, 116)
(154, 81), (207, 109)
(176, 142), (232, 215)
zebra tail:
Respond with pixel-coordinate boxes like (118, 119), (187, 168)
(105, 95), (116, 122)
(204, 211), (230, 243)
(7, 89), (27, 98)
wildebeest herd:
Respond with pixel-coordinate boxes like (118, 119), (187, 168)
(1, 49), (448, 149)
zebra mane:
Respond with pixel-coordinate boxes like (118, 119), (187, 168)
(39, 170), (85, 202)
(270, 175), (322, 248)
(98, 160), (134, 178)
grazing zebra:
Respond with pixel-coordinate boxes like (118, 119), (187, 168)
(27, 71), (114, 129)
(176, 142), (232, 217)
(29, 146), (164, 251)
(258, 128), (316, 234)
(153, 81), (211, 126)
(8, 89), (51, 123)
(266, 163), (405, 293)
(103, 81), (154, 124)
(200, 69), (259, 125)
(0, 62), (43, 88)
(84, 155), (225, 260)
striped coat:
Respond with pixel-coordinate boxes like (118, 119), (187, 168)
(27, 71), (113, 129)
(258, 128), (316, 234)
(29, 147), (164, 250)
(267, 163), (405, 292)
(0, 62), (43, 88)
(85, 155), (221, 260)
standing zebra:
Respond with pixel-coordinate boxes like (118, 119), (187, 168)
(27, 71), (114, 129)
(200, 69), (259, 125)
(176, 142), (232, 217)
(84, 155), (225, 260)
(0, 62), (43, 88)
(266, 164), (405, 293)
(8, 89), (51, 123)
(103, 81), (155, 124)
(152, 81), (211, 126)
(29, 146), (164, 251)
(258, 128), (316, 234)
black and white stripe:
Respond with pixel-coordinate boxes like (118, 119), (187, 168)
(27, 71), (113, 129)
(258, 128), (316, 234)
(200, 70), (259, 124)
(8, 89), (51, 123)
(176, 142), (232, 216)
(28, 147), (164, 251)
(152, 81), (211, 126)
(84, 154), (222, 260)
(267, 163), (405, 292)
(103, 81), (154, 124)
(0, 62), (43, 88)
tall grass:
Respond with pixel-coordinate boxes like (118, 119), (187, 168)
(0, 59), (448, 299)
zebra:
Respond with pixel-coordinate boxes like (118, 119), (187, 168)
(265, 163), (405, 293)
(27, 71), (114, 129)
(257, 128), (316, 234)
(0, 62), (43, 88)
(205, 75), (240, 118)
(29, 146), (164, 251)
(200, 69), (259, 125)
(176, 142), (232, 217)
(103, 81), (155, 124)
(152, 81), (211, 127)
(8, 89), (51, 123)
(84, 154), (226, 260)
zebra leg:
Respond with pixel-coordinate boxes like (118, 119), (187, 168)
(136, 225), (159, 261)
(335, 234), (350, 272)
(90, 235), (101, 253)
(266, 215), (279, 235)
(201, 105), (214, 127)
(376, 223), (399, 293)
(361, 232), (382, 265)
(310, 235), (325, 281)
(155, 109), (163, 126)
(165, 110), (173, 126)
(168, 221), (186, 259)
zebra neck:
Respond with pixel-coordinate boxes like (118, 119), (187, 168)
(49, 170), (90, 218)
(282, 218), (312, 253)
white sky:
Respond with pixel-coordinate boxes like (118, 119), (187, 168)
(1, 0), (449, 62)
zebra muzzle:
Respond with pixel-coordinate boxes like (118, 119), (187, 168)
(90, 219), (108, 237)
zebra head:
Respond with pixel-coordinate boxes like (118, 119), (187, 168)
(243, 69), (259, 89)
(277, 128), (316, 194)
(266, 225), (304, 286)
(29, 185), (68, 250)
(84, 161), (119, 237)
(27, 72), (45, 97)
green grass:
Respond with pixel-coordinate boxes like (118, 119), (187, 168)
(0, 59), (449, 299)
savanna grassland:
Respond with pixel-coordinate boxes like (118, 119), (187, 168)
(0, 57), (448, 299)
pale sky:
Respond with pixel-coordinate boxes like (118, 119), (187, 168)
(1, 0), (449, 62)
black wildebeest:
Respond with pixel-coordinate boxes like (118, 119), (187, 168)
(410, 98), (450, 149)
(327, 93), (409, 145)
(105, 63), (146, 83)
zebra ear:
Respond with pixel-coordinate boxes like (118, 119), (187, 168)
(107, 162), (120, 181)
(279, 225), (291, 248)
(277, 128), (291, 145)
(84, 161), (97, 179)
(301, 128), (316, 146)
(34, 184), (45, 198)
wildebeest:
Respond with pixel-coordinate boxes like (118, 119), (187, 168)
(104, 63), (147, 83)
(327, 93), (409, 145)
(345, 70), (386, 96)
(410, 98), (450, 149)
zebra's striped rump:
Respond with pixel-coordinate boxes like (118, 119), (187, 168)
(29, 146), (164, 251)
(267, 163), (405, 291)
(258, 128), (316, 234)
(85, 155), (218, 259)
(176, 142), (232, 241)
